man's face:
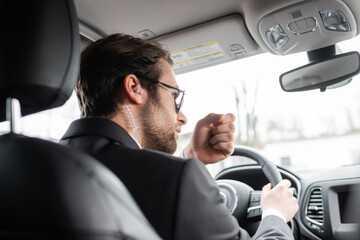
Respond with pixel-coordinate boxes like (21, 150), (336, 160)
(140, 60), (187, 154)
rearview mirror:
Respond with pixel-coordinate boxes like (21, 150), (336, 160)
(280, 51), (360, 92)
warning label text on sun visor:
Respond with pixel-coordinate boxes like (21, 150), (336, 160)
(171, 41), (225, 70)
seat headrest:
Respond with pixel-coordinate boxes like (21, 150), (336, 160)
(0, 0), (80, 122)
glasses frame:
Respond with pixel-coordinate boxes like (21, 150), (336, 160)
(135, 74), (185, 113)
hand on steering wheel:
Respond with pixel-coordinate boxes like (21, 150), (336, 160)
(216, 145), (298, 234)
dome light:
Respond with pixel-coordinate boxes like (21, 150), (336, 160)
(266, 24), (289, 51)
(320, 10), (351, 32)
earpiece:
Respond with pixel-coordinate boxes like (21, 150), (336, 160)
(124, 99), (139, 140)
(135, 84), (141, 94)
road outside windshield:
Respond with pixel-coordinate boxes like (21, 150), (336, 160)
(0, 37), (359, 176)
(176, 36), (360, 176)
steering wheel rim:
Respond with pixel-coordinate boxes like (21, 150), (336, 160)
(232, 145), (282, 187)
(216, 145), (283, 235)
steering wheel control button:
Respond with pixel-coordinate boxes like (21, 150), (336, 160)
(249, 191), (261, 206)
(247, 206), (262, 221)
(247, 191), (262, 221)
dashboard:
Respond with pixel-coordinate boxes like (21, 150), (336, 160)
(215, 164), (360, 240)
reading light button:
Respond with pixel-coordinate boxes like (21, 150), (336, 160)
(288, 17), (317, 35)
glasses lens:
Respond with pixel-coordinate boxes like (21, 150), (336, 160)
(175, 91), (184, 113)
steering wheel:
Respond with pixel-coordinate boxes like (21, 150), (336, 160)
(216, 145), (282, 234)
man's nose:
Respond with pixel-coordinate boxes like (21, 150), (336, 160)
(177, 111), (187, 125)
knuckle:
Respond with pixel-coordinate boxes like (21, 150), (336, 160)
(227, 142), (234, 151)
(211, 127), (219, 135)
(230, 132), (234, 141)
(278, 185), (286, 191)
(215, 142), (224, 150)
(210, 135), (220, 145)
(227, 132), (234, 141)
(207, 112), (216, 118)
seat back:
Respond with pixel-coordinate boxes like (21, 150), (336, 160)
(0, 134), (161, 239)
(0, 1), (160, 239)
(0, 0), (78, 120)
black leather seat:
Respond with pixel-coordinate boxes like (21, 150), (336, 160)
(0, 1), (160, 239)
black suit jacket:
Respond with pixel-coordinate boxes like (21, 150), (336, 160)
(60, 117), (293, 240)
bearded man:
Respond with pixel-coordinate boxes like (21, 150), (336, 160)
(60, 33), (298, 240)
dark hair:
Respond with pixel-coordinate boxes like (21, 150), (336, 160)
(76, 33), (173, 117)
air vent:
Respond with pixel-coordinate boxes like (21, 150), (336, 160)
(306, 187), (324, 226)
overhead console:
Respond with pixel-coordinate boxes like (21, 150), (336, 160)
(255, 0), (357, 55)
(155, 14), (262, 74)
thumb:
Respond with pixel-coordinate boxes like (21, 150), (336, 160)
(198, 113), (225, 127)
(222, 113), (236, 124)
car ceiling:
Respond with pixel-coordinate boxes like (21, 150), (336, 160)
(74, 0), (360, 73)
(75, 0), (241, 37)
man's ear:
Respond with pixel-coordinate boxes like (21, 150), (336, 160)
(123, 74), (143, 104)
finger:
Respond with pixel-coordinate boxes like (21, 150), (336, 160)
(276, 179), (291, 189)
(262, 183), (272, 193)
(287, 188), (295, 197)
(213, 113), (235, 126)
(209, 132), (234, 145)
(212, 142), (234, 155)
(198, 113), (225, 127)
(212, 123), (235, 135)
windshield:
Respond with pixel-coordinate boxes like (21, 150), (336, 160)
(176, 36), (360, 176)
(1, 37), (359, 177)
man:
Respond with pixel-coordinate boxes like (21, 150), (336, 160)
(60, 34), (298, 240)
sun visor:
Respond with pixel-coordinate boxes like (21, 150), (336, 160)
(155, 14), (262, 75)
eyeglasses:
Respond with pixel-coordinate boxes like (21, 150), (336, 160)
(135, 74), (185, 113)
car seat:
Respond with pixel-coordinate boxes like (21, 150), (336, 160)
(0, 1), (160, 239)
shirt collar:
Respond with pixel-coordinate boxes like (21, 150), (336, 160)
(61, 117), (141, 150)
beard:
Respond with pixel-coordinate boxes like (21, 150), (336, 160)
(139, 98), (178, 154)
